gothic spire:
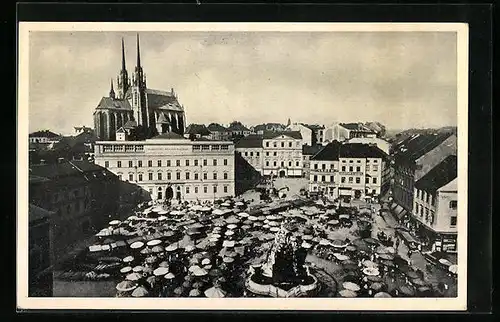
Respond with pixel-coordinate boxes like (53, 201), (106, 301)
(109, 79), (115, 99)
(136, 33), (141, 69)
(121, 37), (126, 71)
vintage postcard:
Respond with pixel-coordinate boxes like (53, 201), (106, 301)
(18, 22), (468, 310)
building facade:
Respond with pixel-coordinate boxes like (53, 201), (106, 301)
(347, 137), (391, 155)
(29, 130), (61, 144)
(302, 144), (324, 178)
(29, 203), (53, 297)
(323, 123), (377, 144)
(309, 141), (389, 200)
(207, 123), (231, 141)
(412, 156), (457, 252)
(287, 123), (314, 146)
(93, 35), (186, 141)
(94, 133), (236, 201)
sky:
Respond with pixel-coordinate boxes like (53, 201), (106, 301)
(28, 31), (458, 135)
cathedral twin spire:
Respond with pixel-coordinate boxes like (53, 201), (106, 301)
(114, 34), (145, 99)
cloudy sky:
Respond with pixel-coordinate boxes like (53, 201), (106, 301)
(28, 30), (457, 135)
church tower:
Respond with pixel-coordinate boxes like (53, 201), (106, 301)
(116, 38), (130, 99)
(131, 34), (149, 132)
(109, 79), (115, 99)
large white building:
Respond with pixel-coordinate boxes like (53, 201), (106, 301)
(322, 123), (377, 144)
(347, 137), (392, 155)
(309, 141), (390, 200)
(287, 123), (313, 146)
(412, 155), (457, 252)
(94, 132), (235, 202)
(235, 131), (303, 178)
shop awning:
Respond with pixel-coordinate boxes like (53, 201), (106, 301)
(397, 229), (420, 244)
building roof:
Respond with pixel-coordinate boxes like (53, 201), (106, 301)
(116, 127), (126, 133)
(339, 143), (387, 159)
(29, 204), (53, 223)
(29, 130), (60, 138)
(302, 124), (325, 131)
(146, 88), (184, 112)
(438, 177), (458, 192)
(29, 160), (106, 179)
(311, 141), (341, 161)
(150, 132), (186, 140)
(393, 132), (454, 163)
(262, 131), (302, 140)
(207, 123), (228, 132)
(185, 124), (211, 136)
(339, 123), (375, 133)
(235, 135), (263, 148)
(96, 97), (132, 110)
(302, 144), (324, 156)
(123, 120), (137, 129)
(253, 123), (286, 132)
(227, 122), (250, 132)
(415, 155), (457, 193)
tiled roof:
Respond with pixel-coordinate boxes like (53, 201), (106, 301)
(29, 204), (53, 223)
(262, 131), (302, 140)
(311, 141), (341, 161)
(150, 132), (186, 140)
(302, 144), (324, 156)
(340, 123), (375, 133)
(96, 97), (132, 110)
(116, 127), (126, 133)
(302, 124), (325, 130)
(146, 89), (184, 112)
(394, 133), (454, 163)
(29, 130), (60, 138)
(339, 143), (387, 159)
(253, 123), (286, 132)
(185, 124), (211, 136)
(123, 120), (137, 129)
(415, 155), (457, 193)
(235, 135), (263, 148)
(29, 160), (105, 179)
(207, 123), (228, 132)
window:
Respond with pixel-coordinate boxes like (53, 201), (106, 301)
(273, 161), (277, 166)
(203, 186), (208, 193)
(425, 208), (429, 221)
(203, 159), (207, 166)
(373, 178), (377, 184)
(224, 186), (228, 193)
(322, 164), (326, 170)
(118, 174), (122, 180)
(430, 211), (435, 225)
(129, 174), (134, 181)
(266, 152), (270, 157)
(194, 173), (199, 180)
(149, 173), (153, 181)
(194, 160), (199, 166)
(356, 177), (361, 184)
(194, 187), (199, 194)
(273, 152), (277, 156)
(117, 161), (122, 168)
(357, 160), (361, 163)
(365, 178), (369, 184)
(281, 142), (284, 148)
(313, 175), (318, 182)
(341, 177), (346, 183)
(138, 174), (143, 181)
(289, 142), (292, 147)
(273, 142), (277, 148)
(289, 161), (292, 167)
(158, 173), (162, 181)
(372, 189), (376, 195)
(256, 152), (260, 157)
(148, 160), (152, 167)
(321, 175), (326, 182)
(128, 161), (133, 168)
(137, 160), (142, 167)
(223, 159), (228, 166)
(372, 165), (378, 171)
(167, 172), (171, 180)
(203, 173), (208, 180)
(330, 176), (334, 182)
(244, 152), (248, 156)
(266, 161), (270, 166)
(450, 216), (457, 226)
(366, 159), (370, 163)
(186, 187), (190, 194)
(348, 177), (353, 183)
(186, 160), (190, 166)
(349, 166), (353, 172)
(176, 160), (181, 167)
(314, 163), (318, 170)
(166, 160), (171, 167)
(356, 166), (361, 172)
(342, 166), (346, 172)
(176, 172), (181, 180)
(296, 161), (300, 167)
(213, 173), (218, 180)
(373, 159), (378, 163)
(426, 193), (430, 204)
(186, 172), (190, 180)
(250, 152), (253, 157)
(281, 161), (285, 167)
(213, 159), (217, 166)
(104, 161), (109, 168)
(449, 200), (457, 209)
(202, 145), (210, 151)
(224, 173), (228, 180)
(213, 186), (218, 193)
(265, 142), (269, 147)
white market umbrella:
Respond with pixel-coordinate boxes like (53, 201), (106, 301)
(448, 264), (458, 274)
(343, 281), (361, 292)
(237, 212), (249, 218)
(153, 267), (169, 276)
(130, 241), (144, 249)
(204, 286), (227, 298)
(147, 239), (162, 247)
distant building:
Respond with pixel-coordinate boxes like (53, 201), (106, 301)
(227, 121), (252, 137)
(94, 133), (235, 202)
(287, 123), (313, 146)
(234, 135), (264, 174)
(301, 144), (324, 178)
(93, 35), (186, 141)
(184, 124), (211, 139)
(74, 126), (94, 135)
(309, 141), (390, 200)
(253, 123), (287, 135)
(29, 203), (53, 297)
(413, 155), (457, 252)
(29, 130), (61, 144)
(302, 124), (325, 145)
(391, 132), (457, 220)
(29, 160), (119, 266)
(207, 123), (231, 141)
(347, 137), (391, 155)
(323, 122), (377, 144)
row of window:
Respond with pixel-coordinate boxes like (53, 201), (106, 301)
(242, 151), (301, 157)
(192, 144), (230, 151)
(310, 164), (379, 172)
(312, 175), (378, 184)
(265, 161), (301, 167)
(340, 159), (379, 163)
(120, 171), (230, 182)
(415, 189), (435, 205)
(152, 185), (230, 196)
(105, 158), (229, 169)
(102, 145), (144, 152)
(264, 141), (300, 148)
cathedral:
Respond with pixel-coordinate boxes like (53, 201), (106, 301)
(93, 34), (186, 141)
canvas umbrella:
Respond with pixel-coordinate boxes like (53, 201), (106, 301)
(406, 271), (419, 280)
(164, 231), (175, 238)
(116, 280), (137, 292)
(120, 266), (132, 274)
(193, 268), (208, 277)
(363, 267), (380, 276)
(130, 241), (144, 249)
(132, 266), (144, 273)
(346, 245), (357, 252)
(374, 292), (392, 298)
(370, 282), (384, 292)
(141, 247), (153, 255)
(147, 239), (162, 247)
(342, 282), (361, 292)
(158, 260), (169, 268)
(173, 287), (184, 296)
(209, 268), (223, 277)
(262, 224), (270, 229)
(378, 253), (394, 260)
(225, 251), (237, 258)
(398, 285), (415, 297)
(212, 209), (225, 216)
(204, 286), (227, 298)
(303, 235), (313, 241)
(152, 245), (164, 253)
(123, 256), (134, 263)
(145, 255), (157, 264)
(166, 244), (178, 252)
(319, 239), (331, 246)
(363, 260), (378, 268)
(109, 220), (121, 226)
(126, 272), (142, 281)
(164, 272), (175, 280)
(335, 254), (350, 261)
(339, 289), (357, 298)
(182, 280), (191, 288)
(448, 264), (458, 275)
(184, 245), (195, 252)
(223, 257), (234, 264)
(438, 258), (452, 267)
(201, 258), (211, 266)
(227, 224), (238, 230)
(189, 288), (201, 297)
(366, 275), (383, 283)
(225, 230), (235, 236)
(153, 267), (169, 276)
(269, 227), (279, 233)
(238, 212), (249, 218)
